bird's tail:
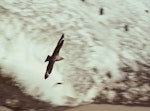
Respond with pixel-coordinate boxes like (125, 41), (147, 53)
(55, 55), (64, 61)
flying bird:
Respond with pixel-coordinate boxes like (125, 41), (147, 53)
(44, 34), (64, 79)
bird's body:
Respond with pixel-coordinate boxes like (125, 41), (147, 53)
(44, 34), (64, 79)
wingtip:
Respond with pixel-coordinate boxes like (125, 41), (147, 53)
(61, 33), (64, 39)
(44, 73), (49, 79)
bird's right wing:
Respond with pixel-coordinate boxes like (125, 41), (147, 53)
(52, 34), (64, 57)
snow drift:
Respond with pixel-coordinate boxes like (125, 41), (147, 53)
(0, 0), (150, 106)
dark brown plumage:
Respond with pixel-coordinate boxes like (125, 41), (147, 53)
(44, 34), (64, 79)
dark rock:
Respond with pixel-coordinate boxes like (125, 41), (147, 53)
(145, 10), (149, 13)
(99, 8), (104, 15)
(124, 25), (129, 31)
(0, 74), (68, 111)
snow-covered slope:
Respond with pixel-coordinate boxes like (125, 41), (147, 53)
(0, 0), (149, 106)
